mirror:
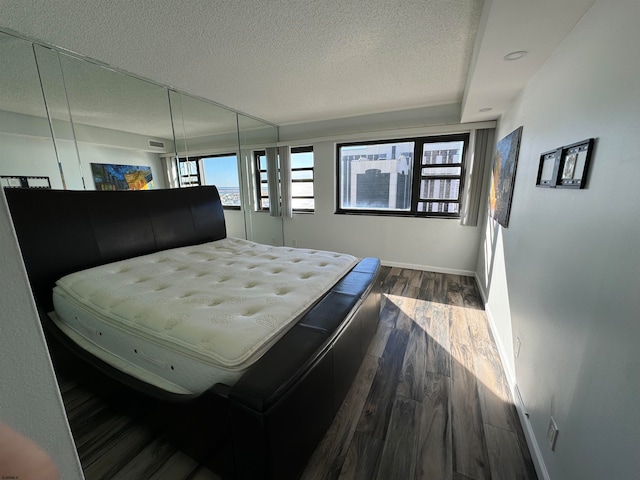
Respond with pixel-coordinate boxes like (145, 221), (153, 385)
(49, 50), (174, 191)
(0, 32), (61, 189)
(169, 91), (246, 238)
(32, 45), (85, 189)
(237, 114), (282, 245)
(0, 29), (284, 246)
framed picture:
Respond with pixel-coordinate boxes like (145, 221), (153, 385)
(0, 175), (51, 189)
(557, 139), (594, 188)
(535, 138), (595, 189)
(536, 148), (561, 188)
(91, 163), (154, 191)
(490, 126), (523, 228)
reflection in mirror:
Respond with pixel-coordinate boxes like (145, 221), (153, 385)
(0, 30), (282, 247)
(237, 114), (282, 245)
(168, 91), (246, 238)
(33, 45), (85, 189)
(55, 52), (174, 191)
(0, 32), (62, 188)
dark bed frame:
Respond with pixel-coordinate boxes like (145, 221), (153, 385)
(4, 185), (380, 480)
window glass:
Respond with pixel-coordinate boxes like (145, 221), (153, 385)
(337, 134), (467, 217)
(339, 142), (413, 211)
(254, 151), (269, 210)
(178, 158), (200, 187)
(254, 147), (315, 212)
(201, 154), (240, 207)
(291, 147), (314, 212)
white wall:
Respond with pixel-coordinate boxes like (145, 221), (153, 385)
(475, 1), (640, 479)
(0, 189), (84, 479)
(0, 132), (64, 188)
(280, 128), (490, 275)
(0, 111), (169, 191)
(223, 209), (246, 239)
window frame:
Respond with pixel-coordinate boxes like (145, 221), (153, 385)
(253, 149), (270, 211)
(178, 153), (241, 210)
(290, 146), (315, 213)
(336, 133), (469, 218)
(253, 146), (315, 213)
(177, 157), (201, 188)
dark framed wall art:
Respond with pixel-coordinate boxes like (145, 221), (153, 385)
(91, 163), (154, 191)
(489, 126), (523, 228)
(536, 138), (595, 189)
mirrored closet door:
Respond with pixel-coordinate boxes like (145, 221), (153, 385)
(0, 32), (61, 189)
(0, 29), (284, 246)
(237, 113), (282, 245)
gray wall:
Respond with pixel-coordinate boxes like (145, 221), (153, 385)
(0, 188), (84, 479)
(475, 0), (640, 478)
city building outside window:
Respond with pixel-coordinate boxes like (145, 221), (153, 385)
(336, 134), (468, 217)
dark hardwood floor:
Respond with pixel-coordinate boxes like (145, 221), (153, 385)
(54, 267), (537, 480)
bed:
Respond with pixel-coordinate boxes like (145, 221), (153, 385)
(4, 185), (381, 480)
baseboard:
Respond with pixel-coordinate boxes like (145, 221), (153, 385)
(513, 385), (551, 480)
(474, 273), (550, 480)
(474, 272), (489, 303)
(473, 273), (515, 384)
(381, 260), (475, 277)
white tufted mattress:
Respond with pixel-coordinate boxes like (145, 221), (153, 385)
(51, 237), (358, 395)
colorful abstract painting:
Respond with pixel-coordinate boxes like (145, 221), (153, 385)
(489, 126), (523, 228)
(91, 163), (154, 191)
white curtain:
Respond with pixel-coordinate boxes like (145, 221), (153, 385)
(460, 128), (495, 226)
(278, 145), (293, 218)
(163, 156), (180, 188)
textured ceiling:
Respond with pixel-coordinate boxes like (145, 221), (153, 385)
(0, 0), (595, 129)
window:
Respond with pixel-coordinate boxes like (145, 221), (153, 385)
(254, 146), (315, 212)
(254, 150), (271, 210)
(290, 146), (314, 212)
(178, 153), (240, 208)
(177, 158), (200, 187)
(200, 154), (241, 208)
(337, 134), (468, 217)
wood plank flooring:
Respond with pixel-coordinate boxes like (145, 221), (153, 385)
(54, 267), (537, 480)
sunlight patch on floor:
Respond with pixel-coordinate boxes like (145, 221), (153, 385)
(382, 292), (513, 404)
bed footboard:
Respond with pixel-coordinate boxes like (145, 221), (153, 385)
(227, 258), (381, 480)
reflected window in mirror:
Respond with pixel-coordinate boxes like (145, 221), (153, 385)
(254, 146), (314, 213)
(201, 153), (241, 209)
(254, 150), (271, 211)
(178, 154), (241, 209)
(178, 158), (200, 187)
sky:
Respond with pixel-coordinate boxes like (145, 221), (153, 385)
(202, 155), (239, 188)
(202, 151), (314, 189)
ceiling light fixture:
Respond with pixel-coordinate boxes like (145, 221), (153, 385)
(479, 107), (492, 112)
(504, 50), (528, 61)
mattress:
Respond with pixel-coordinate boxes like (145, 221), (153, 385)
(52, 237), (358, 394)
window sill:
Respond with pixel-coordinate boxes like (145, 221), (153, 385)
(335, 209), (460, 219)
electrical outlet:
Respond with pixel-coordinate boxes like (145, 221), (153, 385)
(547, 417), (559, 451)
(515, 337), (522, 358)
(292, 239), (298, 247)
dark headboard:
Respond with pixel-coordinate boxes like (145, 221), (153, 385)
(5, 186), (226, 316)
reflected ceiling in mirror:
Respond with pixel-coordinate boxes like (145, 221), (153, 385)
(58, 53), (174, 141)
(170, 91), (239, 154)
(0, 32), (48, 120)
(237, 114), (278, 146)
